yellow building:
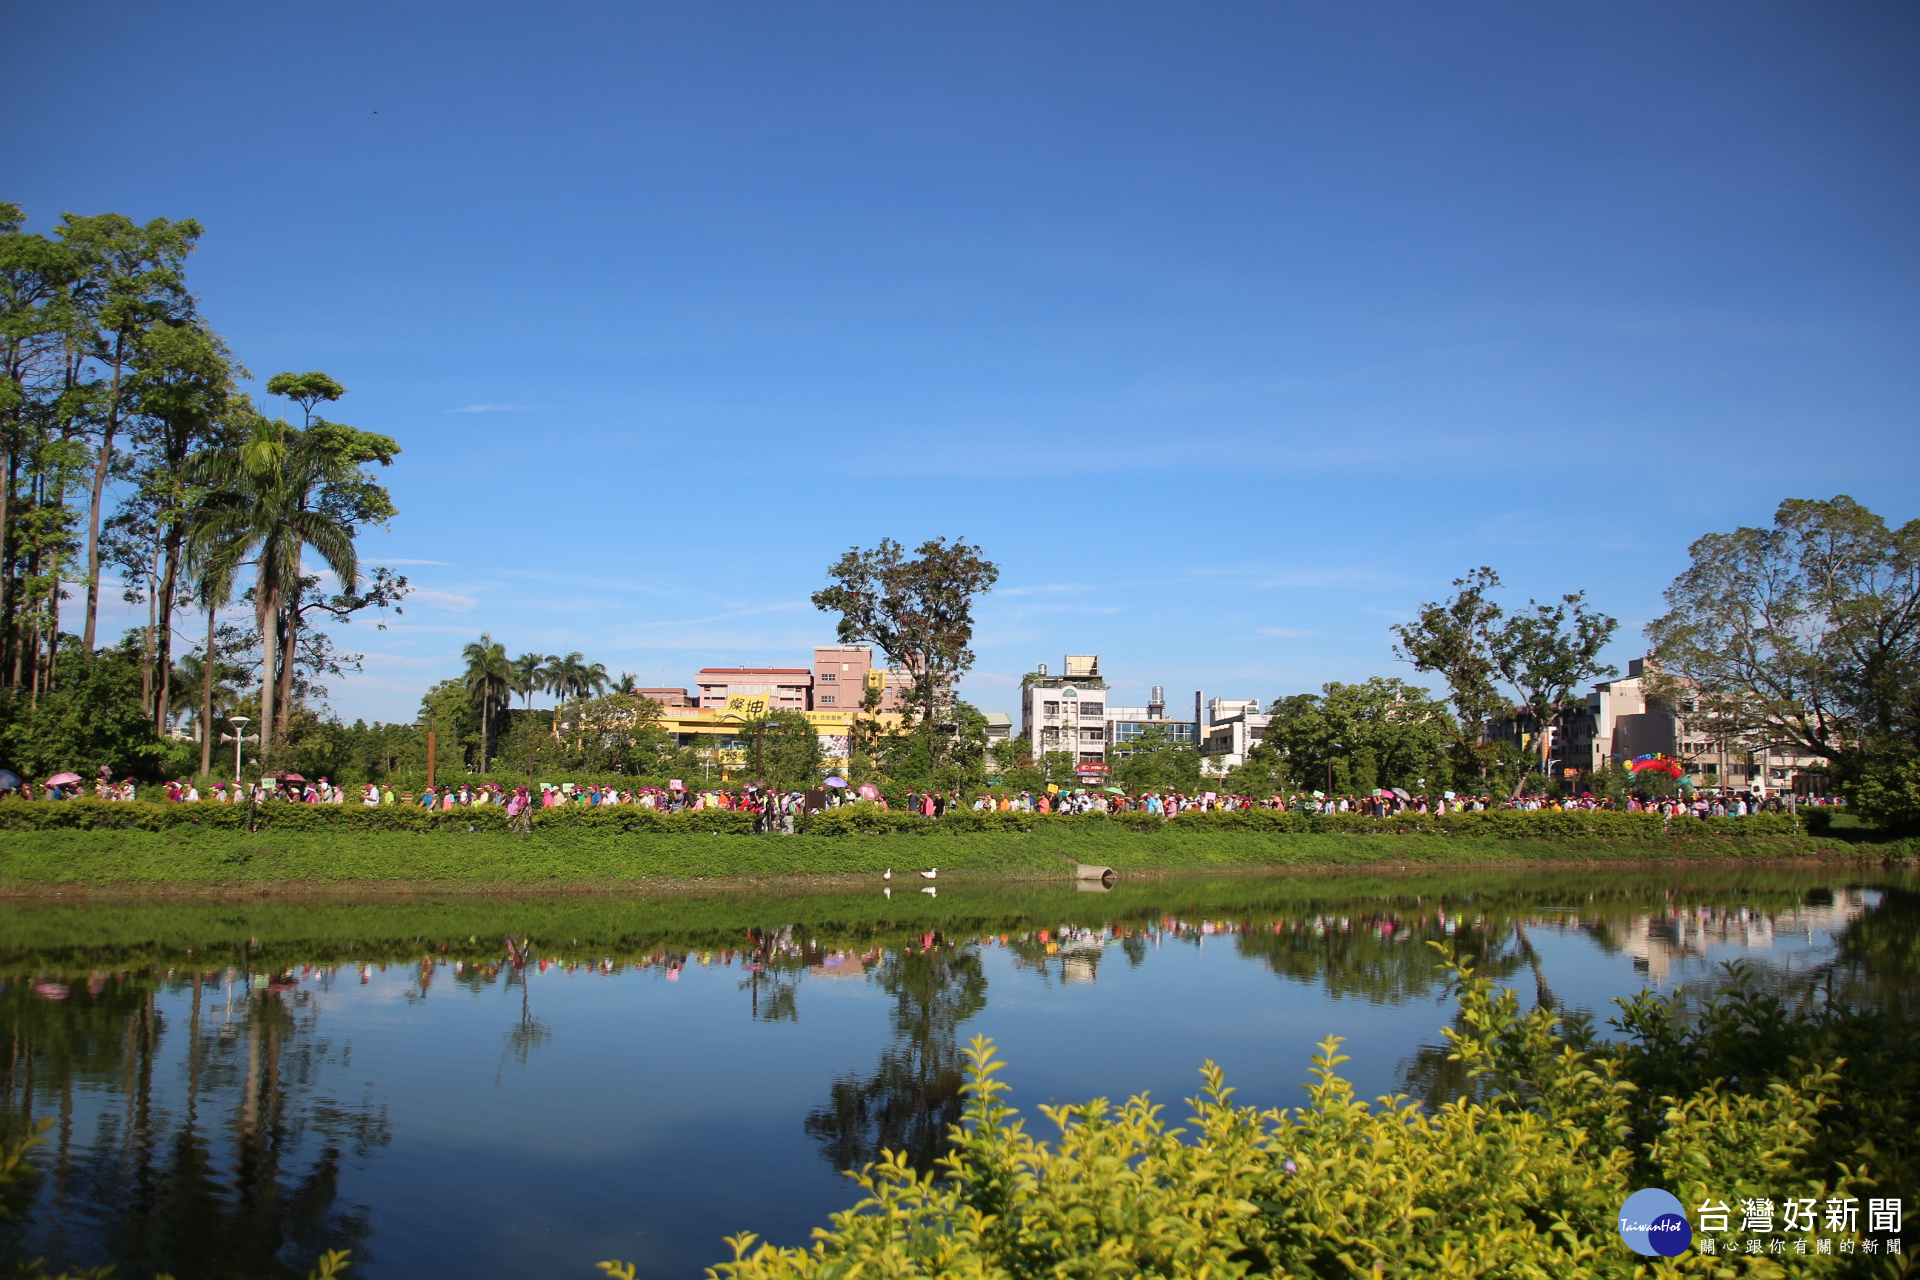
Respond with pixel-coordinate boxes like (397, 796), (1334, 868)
(652, 701), (905, 779)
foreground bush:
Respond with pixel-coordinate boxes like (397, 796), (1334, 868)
(598, 951), (1911, 1279)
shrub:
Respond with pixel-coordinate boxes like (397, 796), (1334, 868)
(601, 951), (1902, 1279)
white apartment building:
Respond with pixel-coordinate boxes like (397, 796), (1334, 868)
(1019, 659), (1200, 781)
(1019, 655), (1112, 779)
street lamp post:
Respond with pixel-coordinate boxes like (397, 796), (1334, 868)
(227, 716), (251, 783)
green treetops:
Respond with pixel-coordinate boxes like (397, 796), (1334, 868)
(1394, 568), (1617, 794)
(812, 537), (998, 772)
(1265, 676), (1455, 796)
(1648, 495), (1920, 827)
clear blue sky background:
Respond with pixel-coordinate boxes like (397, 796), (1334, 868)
(13, 1), (1918, 723)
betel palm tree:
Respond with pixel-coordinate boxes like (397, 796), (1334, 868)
(511, 652), (548, 708)
(581, 660), (610, 699)
(546, 652), (588, 701)
(462, 633), (512, 768)
(188, 415), (359, 764)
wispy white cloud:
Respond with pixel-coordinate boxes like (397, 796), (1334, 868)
(446, 403), (549, 414)
(996, 581), (1097, 597)
(410, 589), (481, 612)
(1257, 627), (1316, 638)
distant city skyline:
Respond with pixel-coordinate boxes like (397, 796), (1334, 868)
(19, 1), (1917, 724)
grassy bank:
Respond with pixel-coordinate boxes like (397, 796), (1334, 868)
(0, 822), (1875, 890)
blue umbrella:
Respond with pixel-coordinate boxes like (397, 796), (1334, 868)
(0, 770), (20, 791)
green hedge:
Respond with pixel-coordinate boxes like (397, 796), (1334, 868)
(0, 799), (1805, 842)
(0, 799), (760, 835)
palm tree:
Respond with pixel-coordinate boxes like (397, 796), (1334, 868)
(614, 672), (640, 696)
(188, 415), (359, 763)
(169, 649), (242, 739)
(511, 652), (547, 708)
(546, 652), (587, 701)
(463, 634), (512, 769)
(581, 660), (609, 699)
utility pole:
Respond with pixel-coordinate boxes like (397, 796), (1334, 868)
(426, 716), (437, 791)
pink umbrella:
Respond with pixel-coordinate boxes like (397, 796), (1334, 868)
(45, 772), (82, 786)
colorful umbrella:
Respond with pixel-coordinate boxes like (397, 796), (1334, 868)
(45, 772), (82, 786)
(824, 777), (849, 788)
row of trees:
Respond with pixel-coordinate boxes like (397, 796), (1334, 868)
(0, 203), (407, 780)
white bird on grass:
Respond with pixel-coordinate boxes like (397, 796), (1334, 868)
(919, 868), (938, 880)
(883, 869), (892, 880)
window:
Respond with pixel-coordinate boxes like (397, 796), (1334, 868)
(1042, 727), (1061, 743)
(1079, 751), (1104, 763)
(819, 695), (835, 704)
(1043, 701), (1060, 715)
(1082, 727), (1104, 742)
(819, 673), (835, 681)
(1080, 702), (1104, 717)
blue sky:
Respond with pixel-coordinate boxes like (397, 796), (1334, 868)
(13, 1), (1918, 723)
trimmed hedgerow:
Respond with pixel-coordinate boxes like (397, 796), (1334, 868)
(0, 798), (1804, 842)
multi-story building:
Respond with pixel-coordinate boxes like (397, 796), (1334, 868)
(695, 667), (814, 713)
(629, 686), (695, 708)
(1532, 658), (1831, 795)
(1019, 655), (1111, 779)
(1107, 685), (1198, 754)
(810, 644), (912, 714)
(1019, 660), (1201, 781)
(1198, 696), (1271, 772)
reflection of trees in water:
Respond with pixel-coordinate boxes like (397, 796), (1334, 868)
(805, 940), (987, 1173)
(1398, 885), (1920, 1111)
(0, 970), (389, 1280)
(1232, 915), (1530, 1005)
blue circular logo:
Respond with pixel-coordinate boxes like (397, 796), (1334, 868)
(1618, 1189), (1689, 1256)
(1650, 1212), (1692, 1257)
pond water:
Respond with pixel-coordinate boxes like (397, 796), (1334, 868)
(1, 864), (1913, 1280)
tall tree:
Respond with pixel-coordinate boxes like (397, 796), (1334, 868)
(462, 633), (512, 768)
(811, 537), (998, 770)
(188, 415), (364, 763)
(1392, 568), (1617, 795)
(1647, 496), (1920, 823)
(1392, 567), (1507, 779)
(257, 375), (397, 733)
(111, 319), (244, 730)
(1486, 592), (1618, 793)
(56, 212), (203, 654)
(511, 652), (547, 708)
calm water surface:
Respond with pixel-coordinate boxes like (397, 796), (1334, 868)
(1, 865), (1913, 1279)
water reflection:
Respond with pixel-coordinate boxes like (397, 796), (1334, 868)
(805, 940), (987, 1171)
(0, 969), (389, 1279)
(0, 866), (1911, 1280)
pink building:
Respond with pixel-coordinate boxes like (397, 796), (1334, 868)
(695, 667), (813, 712)
(811, 645), (911, 713)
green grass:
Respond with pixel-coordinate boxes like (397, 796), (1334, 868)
(0, 823), (1868, 891)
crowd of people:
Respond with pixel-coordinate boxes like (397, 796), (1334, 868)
(9, 770), (1842, 821)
